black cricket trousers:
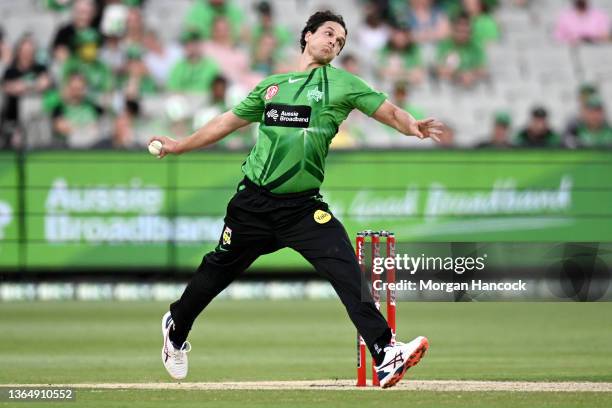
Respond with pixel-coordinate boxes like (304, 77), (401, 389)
(169, 177), (391, 357)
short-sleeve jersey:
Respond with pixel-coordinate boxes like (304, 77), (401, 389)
(232, 64), (386, 193)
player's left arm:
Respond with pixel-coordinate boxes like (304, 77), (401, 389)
(372, 100), (443, 142)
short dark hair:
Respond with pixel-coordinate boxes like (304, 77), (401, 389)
(212, 74), (228, 86)
(300, 10), (347, 53)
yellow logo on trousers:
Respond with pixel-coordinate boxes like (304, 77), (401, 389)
(222, 226), (232, 245)
(314, 210), (332, 224)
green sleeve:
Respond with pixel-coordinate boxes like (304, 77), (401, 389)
(232, 79), (269, 122)
(346, 75), (387, 117)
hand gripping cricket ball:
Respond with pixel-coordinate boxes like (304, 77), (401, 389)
(148, 140), (163, 156)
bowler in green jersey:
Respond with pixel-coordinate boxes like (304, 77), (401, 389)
(153, 10), (443, 388)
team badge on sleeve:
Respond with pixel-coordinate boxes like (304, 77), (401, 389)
(222, 226), (232, 245)
(265, 85), (279, 100)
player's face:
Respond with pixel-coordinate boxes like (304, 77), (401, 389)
(305, 22), (346, 64)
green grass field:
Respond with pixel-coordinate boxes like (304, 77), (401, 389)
(1, 300), (612, 407)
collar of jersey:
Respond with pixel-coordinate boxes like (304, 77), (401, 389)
(290, 65), (331, 102)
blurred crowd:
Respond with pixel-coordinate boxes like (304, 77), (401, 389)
(0, 0), (611, 150)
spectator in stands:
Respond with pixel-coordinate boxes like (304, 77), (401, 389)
(193, 74), (251, 150)
(167, 30), (219, 93)
(61, 28), (113, 95)
(476, 111), (512, 148)
(97, 1), (146, 73)
(461, 0), (500, 46)
(577, 83), (598, 107)
(119, 45), (157, 99)
(394, 0), (450, 44)
(99, 0), (128, 38)
(374, 79), (429, 146)
(99, 34), (125, 77)
(340, 53), (361, 75)
(51, 71), (104, 148)
(250, 1), (291, 76)
(436, 13), (487, 87)
(52, 0), (101, 62)
(98, 1), (128, 76)
(378, 25), (424, 85)
(563, 82), (599, 142)
(251, 2), (291, 52)
(45, 0), (76, 12)
(1, 35), (52, 149)
(441, 0), (500, 16)
(142, 29), (182, 88)
(564, 96), (612, 148)
(554, 0), (610, 44)
(515, 106), (562, 147)
(356, 1), (391, 55)
(392, 81), (426, 120)
(123, 6), (145, 46)
(251, 32), (279, 76)
(204, 17), (262, 89)
(0, 27), (11, 74)
(184, 0), (245, 41)
(113, 97), (141, 148)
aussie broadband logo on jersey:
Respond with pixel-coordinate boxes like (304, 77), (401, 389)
(264, 104), (311, 128)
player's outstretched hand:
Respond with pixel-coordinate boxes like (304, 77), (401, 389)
(411, 118), (444, 143)
(148, 136), (179, 159)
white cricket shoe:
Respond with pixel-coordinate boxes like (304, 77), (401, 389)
(375, 336), (429, 389)
(161, 311), (191, 380)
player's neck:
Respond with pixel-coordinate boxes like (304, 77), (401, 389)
(297, 52), (328, 72)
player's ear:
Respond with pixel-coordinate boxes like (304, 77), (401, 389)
(304, 31), (313, 43)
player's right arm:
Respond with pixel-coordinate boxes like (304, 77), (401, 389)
(149, 111), (250, 158)
(150, 77), (271, 158)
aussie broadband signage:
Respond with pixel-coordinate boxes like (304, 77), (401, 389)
(1, 150), (610, 270)
(44, 178), (222, 243)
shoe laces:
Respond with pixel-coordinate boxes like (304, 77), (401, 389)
(172, 341), (191, 365)
(179, 341), (191, 353)
(383, 341), (404, 353)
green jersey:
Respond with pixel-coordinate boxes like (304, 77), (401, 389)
(232, 64), (386, 193)
(575, 123), (612, 147)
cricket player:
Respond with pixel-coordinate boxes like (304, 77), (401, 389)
(152, 10), (443, 388)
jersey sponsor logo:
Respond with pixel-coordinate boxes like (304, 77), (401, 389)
(307, 89), (324, 102)
(264, 104), (311, 128)
(288, 77), (303, 84)
(266, 109), (279, 121)
(313, 209), (332, 224)
(222, 226), (232, 245)
(265, 85), (279, 100)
